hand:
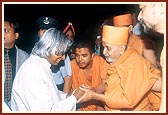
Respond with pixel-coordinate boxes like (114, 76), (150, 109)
(72, 87), (85, 102)
(80, 84), (96, 92)
(77, 86), (95, 103)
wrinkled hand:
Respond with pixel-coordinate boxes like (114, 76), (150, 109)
(77, 86), (95, 103)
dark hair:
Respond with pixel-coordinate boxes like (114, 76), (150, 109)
(75, 40), (95, 54)
(4, 17), (20, 33)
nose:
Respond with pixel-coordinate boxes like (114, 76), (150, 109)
(61, 55), (66, 60)
(76, 55), (83, 63)
(78, 56), (83, 62)
(103, 47), (107, 56)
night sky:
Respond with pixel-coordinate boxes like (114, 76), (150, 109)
(4, 3), (140, 53)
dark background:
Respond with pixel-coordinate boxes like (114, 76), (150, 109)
(4, 3), (140, 53)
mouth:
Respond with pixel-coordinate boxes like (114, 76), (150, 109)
(78, 62), (85, 67)
(55, 59), (61, 65)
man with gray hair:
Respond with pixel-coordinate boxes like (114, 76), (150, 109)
(78, 25), (161, 111)
(36, 16), (72, 94)
(11, 28), (85, 111)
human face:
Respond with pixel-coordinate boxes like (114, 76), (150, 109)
(102, 42), (121, 63)
(4, 21), (19, 48)
(138, 4), (161, 33)
(66, 29), (74, 40)
(38, 29), (47, 38)
(75, 48), (94, 69)
(47, 53), (65, 66)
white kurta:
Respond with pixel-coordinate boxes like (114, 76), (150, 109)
(11, 55), (77, 111)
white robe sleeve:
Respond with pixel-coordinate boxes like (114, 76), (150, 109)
(51, 94), (77, 111)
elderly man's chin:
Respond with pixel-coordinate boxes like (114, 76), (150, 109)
(105, 57), (113, 63)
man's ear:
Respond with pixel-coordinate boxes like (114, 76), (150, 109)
(91, 53), (95, 59)
(128, 25), (133, 33)
(15, 33), (19, 40)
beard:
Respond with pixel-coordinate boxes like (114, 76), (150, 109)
(143, 25), (153, 33)
(140, 18), (154, 34)
(105, 57), (113, 63)
(104, 54), (117, 63)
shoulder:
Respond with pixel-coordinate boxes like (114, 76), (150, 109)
(121, 48), (145, 66)
(93, 54), (106, 62)
(71, 59), (78, 68)
(16, 47), (29, 58)
(71, 59), (76, 65)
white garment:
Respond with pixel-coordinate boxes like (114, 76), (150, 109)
(11, 55), (77, 111)
(15, 45), (29, 73)
(2, 101), (11, 112)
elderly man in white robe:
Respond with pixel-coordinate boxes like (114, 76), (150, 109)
(11, 28), (84, 111)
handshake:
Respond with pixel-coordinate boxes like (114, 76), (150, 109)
(72, 84), (96, 103)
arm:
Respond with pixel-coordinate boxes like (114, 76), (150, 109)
(104, 54), (161, 109)
(63, 76), (72, 94)
(61, 55), (72, 94)
(77, 87), (105, 103)
(94, 81), (105, 93)
(79, 80), (105, 94)
(143, 49), (162, 92)
(151, 76), (162, 92)
(13, 71), (77, 111)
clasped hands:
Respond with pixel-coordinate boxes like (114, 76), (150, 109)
(72, 84), (95, 103)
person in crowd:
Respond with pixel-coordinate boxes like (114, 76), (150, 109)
(138, 3), (165, 35)
(11, 28), (85, 111)
(36, 16), (72, 94)
(138, 3), (166, 111)
(63, 22), (76, 60)
(63, 22), (75, 40)
(113, 13), (162, 110)
(71, 40), (107, 111)
(78, 25), (161, 111)
(4, 18), (29, 109)
(113, 13), (158, 68)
